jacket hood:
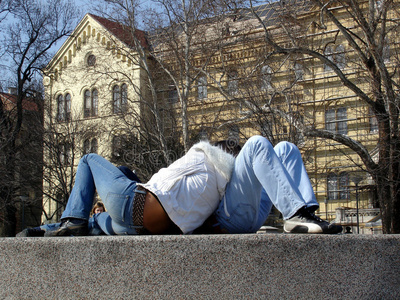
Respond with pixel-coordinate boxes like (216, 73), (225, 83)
(192, 141), (235, 183)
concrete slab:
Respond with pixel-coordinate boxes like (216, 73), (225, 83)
(1, 234), (399, 299)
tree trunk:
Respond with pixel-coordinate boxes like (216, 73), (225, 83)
(4, 203), (17, 237)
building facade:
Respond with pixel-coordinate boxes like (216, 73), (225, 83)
(42, 14), (149, 223)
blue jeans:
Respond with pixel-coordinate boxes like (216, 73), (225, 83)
(61, 154), (141, 235)
(215, 135), (318, 233)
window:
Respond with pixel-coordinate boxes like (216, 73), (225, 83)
(113, 84), (128, 114)
(91, 138), (98, 154)
(324, 45), (346, 71)
(83, 139), (90, 155)
(87, 54), (96, 66)
(112, 136), (127, 158)
(261, 65), (273, 90)
(325, 108), (347, 134)
(57, 93), (71, 122)
(59, 143), (72, 165)
(84, 89), (98, 117)
(83, 138), (98, 155)
(327, 173), (338, 200)
(335, 45), (346, 69)
(339, 172), (350, 199)
(228, 71), (238, 95)
(324, 46), (333, 72)
(168, 88), (178, 104)
(383, 39), (390, 63)
(327, 172), (349, 200)
(294, 63), (304, 81)
(197, 76), (207, 100)
(336, 108), (347, 134)
(57, 95), (64, 121)
(369, 108), (378, 133)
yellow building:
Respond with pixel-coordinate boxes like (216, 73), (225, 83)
(42, 14), (149, 223)
(150, 1), (389, 233)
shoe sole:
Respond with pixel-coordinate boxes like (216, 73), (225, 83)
(284, 224), (343, 234)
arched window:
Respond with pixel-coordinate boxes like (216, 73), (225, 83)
(92, 89), (98, 116)
(59, 143), (72, 165)
(57, 93), (71, 122)
(91, 138), (98, 153)
(83, 138), (98, 155)
(83, 139), (90, 155)
(113, 84), (128, 114)
(121, 84), (127, 111)
(57, 94), (64, 121)
(87, 54), (96, 66)
(65, 93), (71, 121)
(112, 135), (126, 158)
(84, 89), (98, 118)
(84, 90), (91, 117)
(113, 85), (120, 114)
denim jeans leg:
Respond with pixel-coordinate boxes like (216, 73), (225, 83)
(274, 141), (319, 210)
(216, 136), (307, 233)
(61, 154), (138, 234)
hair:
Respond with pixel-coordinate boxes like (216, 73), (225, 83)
(214, 140), (242, 157)
(92, 201), (105, 215)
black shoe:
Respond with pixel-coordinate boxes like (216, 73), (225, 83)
(284, 207), (343, 234)
(16, 227), (45, 237)
(44, 218), (88, 237)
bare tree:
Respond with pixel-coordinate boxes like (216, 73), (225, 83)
(244, 0), (400, 233)
(0, 0), (77, 236)
(41, 106), (105, 222)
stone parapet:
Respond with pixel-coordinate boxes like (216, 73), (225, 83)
(1, 234), (399, 299)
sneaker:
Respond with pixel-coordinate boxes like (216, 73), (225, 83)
(44, 218), (88, 237)
(16, 227), (45, 237)
(284, 207), (343, 234)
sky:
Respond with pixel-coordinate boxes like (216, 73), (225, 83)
(0, 0), (157, 91)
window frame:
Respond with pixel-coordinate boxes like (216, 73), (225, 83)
(325, 108), (348, 135)
(113, 84), (128, 114)
(327, 172), (350, 200)
(84, 89), (99, 118)
(57, 93), (71, 122)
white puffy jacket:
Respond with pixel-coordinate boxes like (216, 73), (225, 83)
(138, 141), (235, 234)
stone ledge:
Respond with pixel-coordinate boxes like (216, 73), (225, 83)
(1, 234), (399, 299)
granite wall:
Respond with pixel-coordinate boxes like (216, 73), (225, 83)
(1, 234), (399, 299)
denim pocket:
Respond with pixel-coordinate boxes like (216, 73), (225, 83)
(105, 192), (131, 224)
(226, 203), (257, 233)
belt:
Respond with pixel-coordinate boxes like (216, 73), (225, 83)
(132, 186), (148, 234)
